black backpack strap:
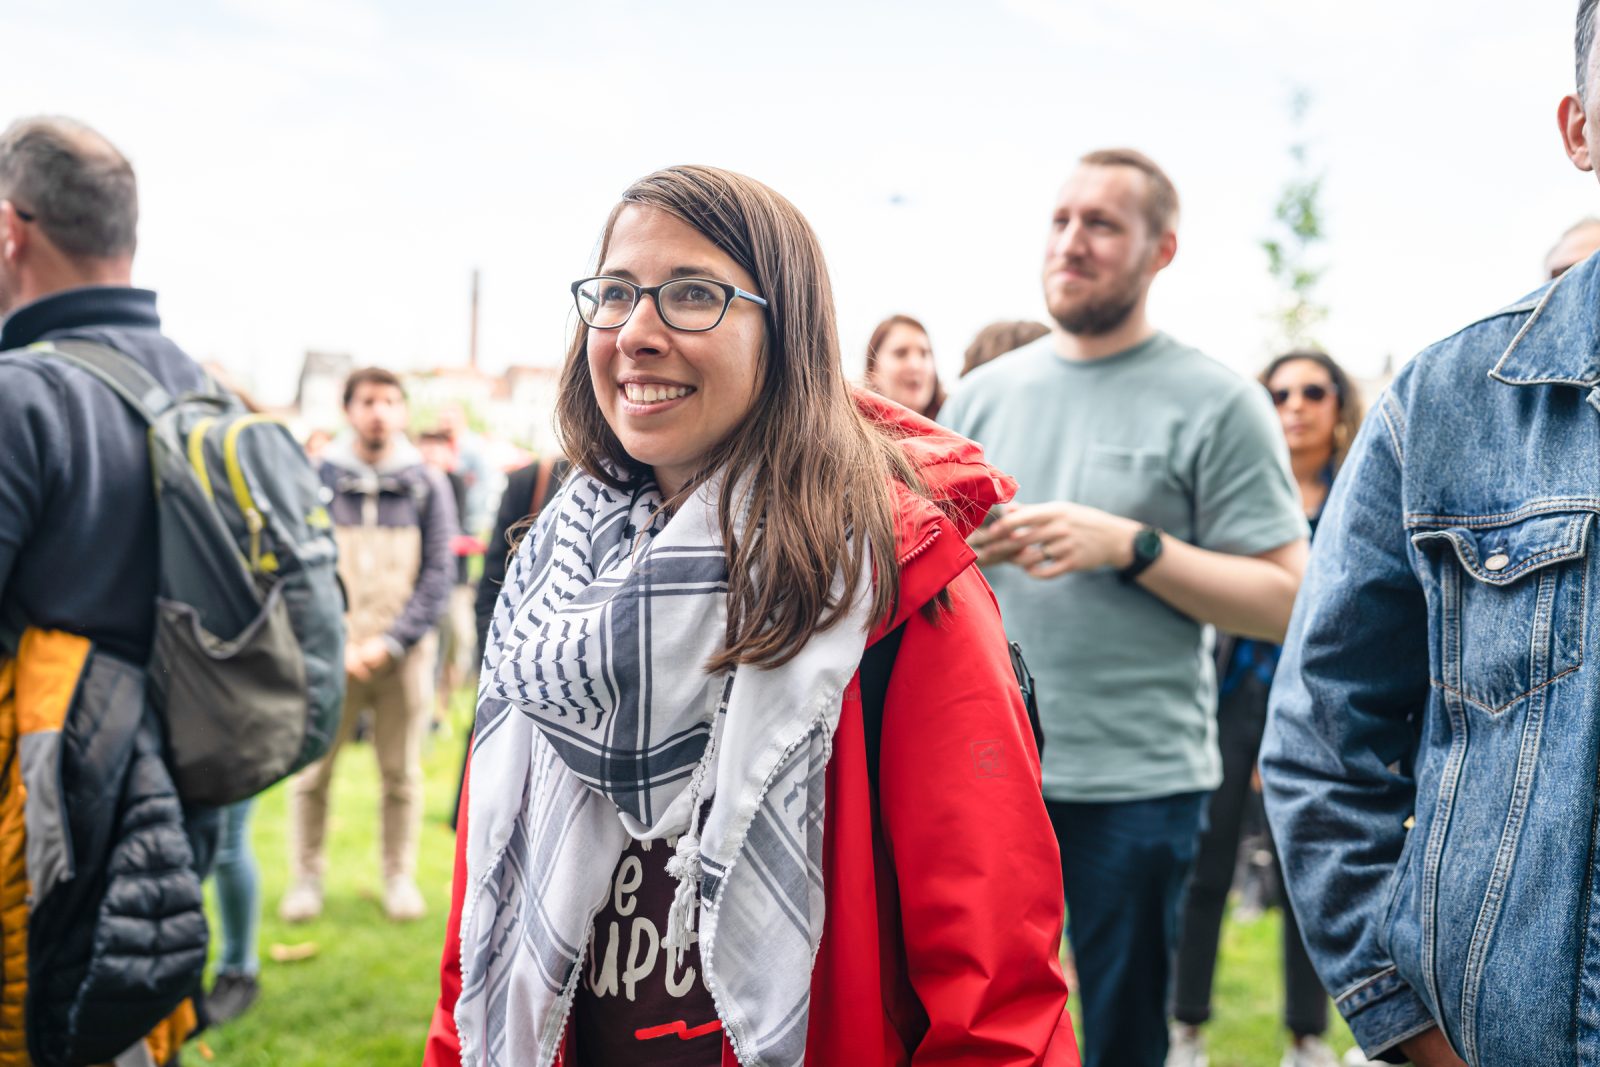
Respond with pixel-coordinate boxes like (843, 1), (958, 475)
(860, 625), (1046, 796)
(0, 600), (25, 657)
(858, 622), (906, 794)
(543, 459), (572, 512)
(29, 339), (174, 423)
(1009, 640), (1046, 756)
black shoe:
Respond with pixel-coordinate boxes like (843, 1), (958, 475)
(205, 972), (260, 1026)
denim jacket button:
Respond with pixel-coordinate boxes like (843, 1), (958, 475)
(1485, 552), (1511, 571)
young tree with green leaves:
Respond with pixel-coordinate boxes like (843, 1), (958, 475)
(1262, 89), (1328, 350)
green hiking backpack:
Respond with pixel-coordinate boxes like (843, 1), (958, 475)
(34, 340), (345, 806)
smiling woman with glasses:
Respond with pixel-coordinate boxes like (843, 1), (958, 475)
(425, 165), (1078, 1067)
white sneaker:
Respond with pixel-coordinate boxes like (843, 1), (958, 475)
(1340, 1046), (1385, 1067)
(278, 878), (323, 924)
(1167, 1023), (1208, 1067)
(1282, 1036), (1339, 1067)
(384, 876), (427, 922)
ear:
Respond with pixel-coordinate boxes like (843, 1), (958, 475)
(1151, 229), (1178, 273)
(1561, 93), (1594, 172)
(0, 202), (29, 264)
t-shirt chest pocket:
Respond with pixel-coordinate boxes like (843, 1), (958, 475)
(1077, 444), (1186, 532)
(1410, 508), (1595, 713)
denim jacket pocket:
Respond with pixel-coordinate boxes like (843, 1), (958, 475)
(1409, 507), (1593, 713)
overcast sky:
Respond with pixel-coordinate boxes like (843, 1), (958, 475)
(1, 0), (1594, 411)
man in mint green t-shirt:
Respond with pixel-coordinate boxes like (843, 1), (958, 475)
(940, 148), (1308, 1067)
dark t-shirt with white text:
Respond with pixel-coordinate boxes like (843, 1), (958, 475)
(573, 830), (721, 1066)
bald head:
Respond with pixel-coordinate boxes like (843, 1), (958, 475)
(1546, 217), (1600, 279)
(0, 116), (137, 260)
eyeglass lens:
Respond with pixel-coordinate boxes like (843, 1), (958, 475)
(575, 278), (730, 331)
(1271, 384), (1330, 406)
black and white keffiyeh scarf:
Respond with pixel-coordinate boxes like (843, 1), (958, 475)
(455, 470), (870, 1067)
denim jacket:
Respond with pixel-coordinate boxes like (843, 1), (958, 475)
(1262, 253), (1600, 1066)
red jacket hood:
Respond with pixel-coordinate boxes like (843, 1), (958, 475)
(855, 389), (1016, 638)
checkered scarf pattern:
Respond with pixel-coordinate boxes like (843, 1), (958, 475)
(455, 471), (870, 1067)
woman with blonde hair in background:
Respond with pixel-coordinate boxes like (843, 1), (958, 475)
(425, 165), (1077, 1067)
(1168, 349), (1364, 1067)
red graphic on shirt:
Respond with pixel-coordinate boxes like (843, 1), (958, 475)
(636, 1020), (724, 1042)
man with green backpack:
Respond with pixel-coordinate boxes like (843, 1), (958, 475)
(0, 116), (345, 1064)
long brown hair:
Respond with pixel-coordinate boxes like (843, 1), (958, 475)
(556, 165), (916, 671)
(864, 314), (946, 419)
(1259, 349), (1365, 471)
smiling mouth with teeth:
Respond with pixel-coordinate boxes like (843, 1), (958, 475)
(623, 383), (695, 404)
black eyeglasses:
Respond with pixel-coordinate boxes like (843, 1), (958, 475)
(571, 275), (768, 333)
(1270, 383), (1333, 406)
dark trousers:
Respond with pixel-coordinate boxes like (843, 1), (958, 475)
(1047, 790), (1207, 1067)
(1172, 677), (1328, 1036)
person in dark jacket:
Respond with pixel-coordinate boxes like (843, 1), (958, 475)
(447, 453), (569, 830)
(472, 454), (570, 668)
(0, 115), (211, 1066)
(282, 367), (457, 924)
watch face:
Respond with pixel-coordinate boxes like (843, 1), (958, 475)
(1134, 527), (1163, 560)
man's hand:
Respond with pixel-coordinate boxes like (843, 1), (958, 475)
(967, 504), (1028, 566)
(345, 635), (392, 682)
(986, 501), (1141, 580)
(1398, 1027), (1467, 1067)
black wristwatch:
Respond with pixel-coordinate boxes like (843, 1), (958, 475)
(1117, 526), (1164, 584)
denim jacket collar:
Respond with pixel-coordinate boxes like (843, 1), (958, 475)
(1490, 254), (1600, 388)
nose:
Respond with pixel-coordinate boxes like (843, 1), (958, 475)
(1049, 219), (1089, 263)
(615, 290), (670, 359)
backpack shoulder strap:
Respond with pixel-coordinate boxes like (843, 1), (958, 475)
(1009, 640), (1046, 756)
(858, 622), (906, 794)
(0, 600), (25, 657)
(529, 455), (557, 517)
(859, 625), (1046, 795)
(30, 339), (174, 423)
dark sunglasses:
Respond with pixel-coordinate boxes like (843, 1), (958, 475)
(1270, 383), (1333, 406)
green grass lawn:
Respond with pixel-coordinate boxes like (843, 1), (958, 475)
(1156, 918), (1360, 1067)
(197, 695), (470, 1066)
(197, 690), (1358, 1066)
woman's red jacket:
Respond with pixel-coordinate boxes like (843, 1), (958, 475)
(423, 394), (1080, 1066)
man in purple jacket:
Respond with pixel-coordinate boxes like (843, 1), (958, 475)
(282, 367), (457, 923)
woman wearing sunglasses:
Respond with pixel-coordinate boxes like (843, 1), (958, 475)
(423, 165), (1077, 1067)
(1168, 350), (1363, 1067)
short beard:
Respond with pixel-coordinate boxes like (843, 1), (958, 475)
(1049, 289), (1141, 337)
(1046, 249), (1152, 337)
(356, 430), (392, 459)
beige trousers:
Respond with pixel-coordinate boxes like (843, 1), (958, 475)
(288, 632), (436, 883)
